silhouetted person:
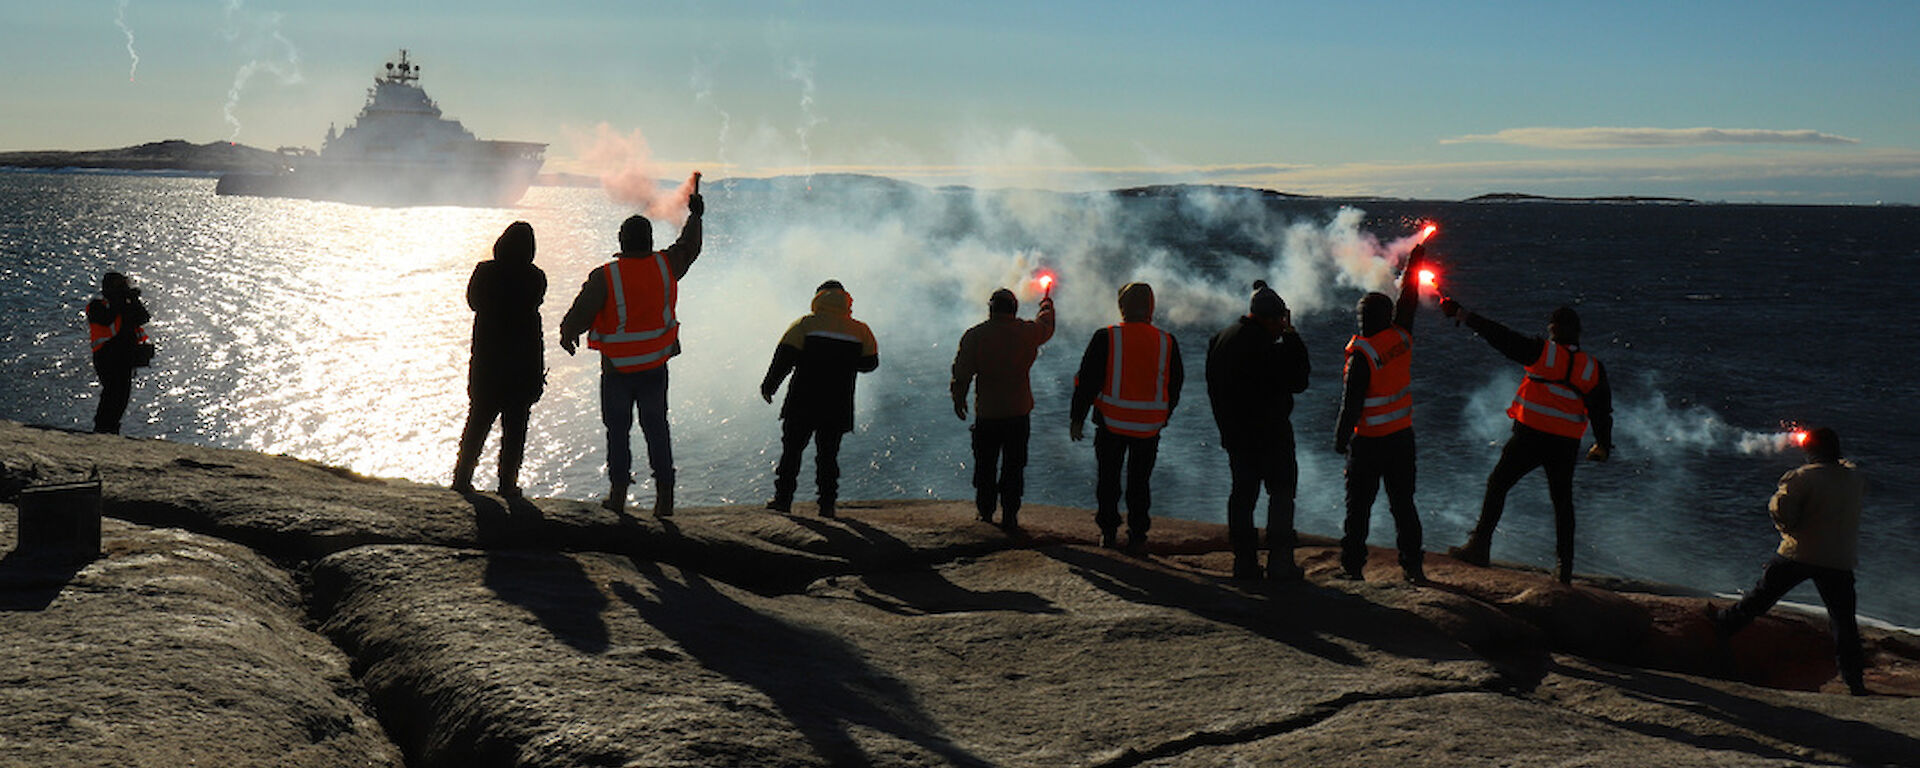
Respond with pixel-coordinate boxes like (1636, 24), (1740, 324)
(1207, 281), (1310, 581)
(761, 280), (880, 519)
(452, 222), (546, 498)
(1335, 245), (1427, 582)
(1071, 282), (1183, 555)
(1707, 427), (1868, 696)
(559, 194), (705, 516)
(950, 288), (1056, 530)
(86, 271), (151, 434)
(1442, 301), (1614, 584)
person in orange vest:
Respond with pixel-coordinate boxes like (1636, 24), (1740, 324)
(1335, 246), (1427, 582)
(1070, 282), (1183, 555)
(85, 271), (152, 434)
(760, 280), (880, 519)
(1440, 301), (1613, 584)
(950, 287), (1056, 531)
(559, 194), (705, 516)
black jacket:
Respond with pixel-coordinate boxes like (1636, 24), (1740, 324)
(1206, 316), (1309, 452)
(761, 286), (879, 433)
(466, 256), (546, 406)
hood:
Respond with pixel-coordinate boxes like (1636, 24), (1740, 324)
(493, 221), (536, 265)
(1117, 282), (1154, 323)
(811, 286), (852, 315)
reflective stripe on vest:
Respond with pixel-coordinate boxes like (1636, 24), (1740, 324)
(587, 254), (679, 372)
(1095, 323), (1171, 438)
(1347, 327), (1412, 436)
(1507, 340), (1598, 439)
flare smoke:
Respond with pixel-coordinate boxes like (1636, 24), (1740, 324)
(114, 0), (139, 82)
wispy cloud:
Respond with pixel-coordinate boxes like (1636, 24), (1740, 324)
(1443, 127), (1859, 149)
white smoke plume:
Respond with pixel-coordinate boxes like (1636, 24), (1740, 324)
(690, 66), (735, 197)
(783, 57), (823, 185)
(219, 8), (303, 141)
(114, 0), (139, 83)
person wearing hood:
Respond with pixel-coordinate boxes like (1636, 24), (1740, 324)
(761, 280), (880, 518)
(951, 287), (1057, 530)
(85, 270), (153, 434)
(1071, 282), (1184, 555)
(559, 194), (705, 517)
(1207, 281), (1310, 581)
(1706, 427), (1868, 696)
(452, 221), (546, 499)
(1440, 300), (1614, 584)
(1335, 245), (1428, 583)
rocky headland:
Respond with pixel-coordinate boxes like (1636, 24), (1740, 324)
(1, 419), (1915, 767)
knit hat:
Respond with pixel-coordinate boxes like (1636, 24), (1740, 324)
(1249, 280), (1286, 318)
(1117, 282), (1154, 322)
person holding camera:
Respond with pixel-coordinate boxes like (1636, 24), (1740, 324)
(1206, 281), (1310, 581)
(85, 271), (152, 434)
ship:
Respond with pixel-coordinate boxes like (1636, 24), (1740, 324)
(215, 51), (545, 207)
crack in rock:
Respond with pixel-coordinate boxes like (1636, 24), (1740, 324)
(1087, 683), (1483, 768)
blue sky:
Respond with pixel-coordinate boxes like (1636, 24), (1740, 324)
(6, 0), (1917, 202)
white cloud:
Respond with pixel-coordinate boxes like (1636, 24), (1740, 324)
(1442, 127), (1859, 149)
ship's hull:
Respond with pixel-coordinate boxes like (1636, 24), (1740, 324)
(216, 156), (541, 208)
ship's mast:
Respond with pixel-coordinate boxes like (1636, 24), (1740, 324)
(381, 50), (420, 85)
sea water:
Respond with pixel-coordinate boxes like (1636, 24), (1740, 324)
(2, 171), (1916, 626)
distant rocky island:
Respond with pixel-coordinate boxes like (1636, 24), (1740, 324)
(0, 139), (285, 175)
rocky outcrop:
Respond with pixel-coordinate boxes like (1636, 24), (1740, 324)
(2, 420), (1917, 767)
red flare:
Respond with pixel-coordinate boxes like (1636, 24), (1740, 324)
(1792, 429), (1810, 447)
(1035, 272), (1056, 296)
(1418, 223), (1439, 243)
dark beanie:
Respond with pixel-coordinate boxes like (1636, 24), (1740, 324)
(816, 279), (845, 293)
(494, 221), (535, 264)
(1551, 306), (1582, 340)
(1249, 280), (1286, 318)
(618, 214), (652, 255)
(989, 288), (1017, 315)
(1804, 427), (1843, 461)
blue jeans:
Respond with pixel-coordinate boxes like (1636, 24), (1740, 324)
(601, 365), (674, 485)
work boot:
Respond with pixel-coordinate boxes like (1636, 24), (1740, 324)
(999, 511), (1020, 532)
(653, 484), (674, 518)
(1267, 554), (1306, 584)
(497, 484), (524, 501)
(1099, 528), (1119, 549)
(1554, 560), (1574, 585)
(1446, 534), (1491, 567)
(765, 496), (792, 514)
(450, 461), (476, 495)
(1402, 556), (1428, 585)
(975, 493), (994, 523)
(602, 482), (629, 514)
(1232, 557), (1263, 581)
(1123, 533), (1148, 558)
(818, 499), (836, 519)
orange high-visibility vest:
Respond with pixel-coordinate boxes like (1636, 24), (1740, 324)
(587, 253), (679, 372)
(1508, 341), (1598, 439)
(88, 313), (148, 353)
(1346, 326), (1412, 436)
(1095, 323), (1172, 438)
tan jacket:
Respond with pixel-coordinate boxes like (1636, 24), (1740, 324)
(950, 304), (1055, 421)
(1769, 459), (1863, 570)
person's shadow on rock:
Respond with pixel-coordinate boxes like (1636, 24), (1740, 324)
(464, 493), (609, 654)
(613, 559), (993, 767)
(1046, 545), (1495, 668)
